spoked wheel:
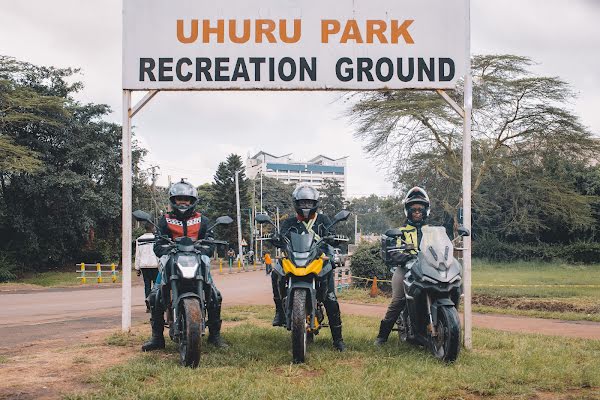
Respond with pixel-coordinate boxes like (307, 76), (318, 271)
(179, 298), (202, 368)
(291, 289), (308, 363)
(429, 306), (461, 362)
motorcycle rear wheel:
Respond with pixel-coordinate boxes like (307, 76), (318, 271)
(291, 290), (308, 363)
(179, 298), (202, 368)
(429, 306), (460, 362)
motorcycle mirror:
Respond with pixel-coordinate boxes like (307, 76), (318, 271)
(215, 216), (234, 225)
(133, 210), (152, 223)
(384, 228), (403, 237)
(333, 210), (351, 223)
(255, 213), (274, 226)
(457, 226), (470, 237)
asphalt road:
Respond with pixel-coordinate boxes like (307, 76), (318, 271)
(1, 269), (599, 351)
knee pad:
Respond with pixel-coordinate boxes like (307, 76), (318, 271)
(147, 287), (163, 311)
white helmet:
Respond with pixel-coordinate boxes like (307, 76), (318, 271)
(402, 186), (430, 223)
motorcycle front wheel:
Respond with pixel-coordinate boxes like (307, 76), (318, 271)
(179, 298), (202, 368)
(429, 306), (461, 362)
(291, 289), (308, 363)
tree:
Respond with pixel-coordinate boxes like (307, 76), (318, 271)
(346, 54), (600, 243)
(349, 195), (403, 235)
(211, 154), (251, 249)
(0, 56), (147, 274)
(253, 175), (295, 218)
(319, 178), (346, 216)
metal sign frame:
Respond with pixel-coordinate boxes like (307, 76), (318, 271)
(121, 0), (473, 350)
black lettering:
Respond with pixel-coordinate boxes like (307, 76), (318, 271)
(232, 58), (250, 81)
(249, 57), (266, 81)
(269, 57), (275, 81)
(278, 57), (296, 82)
(335, 58), (353, 82)
(418, 57), (435, 81)
(139, 58), (156, 81)
(299, 57), (317, 81)
(439, 58), (455, 81)
(176, 58), (193, 82)
(215, 58), (230, 81)
(195, 58), (213, 81)
(158, 58), (173, 81)
(375, 58), (393, 82)
(397, 57), (414, 82)
(357, 58), (374, 82)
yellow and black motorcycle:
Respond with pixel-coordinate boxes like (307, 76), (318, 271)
(256, 210), (350, 363)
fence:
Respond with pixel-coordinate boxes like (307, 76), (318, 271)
(217, 257), (266, 274)
(334, 267), (352, 293)
(76, 263), (119, 284)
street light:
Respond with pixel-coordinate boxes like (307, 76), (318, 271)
(234, 168), (245, 268)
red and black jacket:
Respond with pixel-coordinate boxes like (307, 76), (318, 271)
(153, 212), (210, 257)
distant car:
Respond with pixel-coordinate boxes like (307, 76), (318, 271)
(332, 248), (347, 267)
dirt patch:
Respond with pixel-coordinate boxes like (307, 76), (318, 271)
(472, 294), (600, 314)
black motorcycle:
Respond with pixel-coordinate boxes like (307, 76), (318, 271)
(133, 210), (232, 367)
(383, 225), (469, 362)
(256, 210), (350, 363)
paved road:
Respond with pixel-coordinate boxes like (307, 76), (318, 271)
(1, 270), (599, 350)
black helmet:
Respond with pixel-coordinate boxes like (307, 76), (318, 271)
(292, 183), (320, 219)
(403, 186), (430, 225)
(169, 179), (199, 219)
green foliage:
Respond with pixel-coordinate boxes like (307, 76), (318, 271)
(0, 251), (17, 282)
(347, 54), (600, 246)
(253, 175), (294, 217)
(349, 194), (404, 235)
(473, 235), (600, 264)
(349, 241), (391, 290)
(211, 154), (251, 249)
(0, 56), (147, 270)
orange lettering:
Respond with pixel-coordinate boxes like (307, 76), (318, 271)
(366, 20), (387, 44)
(279, 19), (301, 43)
(229, 20), (251, 43)
(202, 19), (225, 43)
(177, 19), (198, 44)
(391, 20), (414, 44)
(340, 20), (363, 44)
(256, 19), (277, 43)
(321, 20), (340, 43)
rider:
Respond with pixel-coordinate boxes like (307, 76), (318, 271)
(270, 183), (346, 351)
(141, 179), (227, 352)
(374, 186), (430, 345)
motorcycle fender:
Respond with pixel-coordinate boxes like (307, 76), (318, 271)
(272, 260), (285, 277)
(317, 262), (332, 278)
(431, 298), (455, 326)
(285, 280), (317, 330)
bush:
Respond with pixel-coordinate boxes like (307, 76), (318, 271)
(473, 235), (600, 264)
(349, 242), (392, 291)
(0, 252), (18, 282)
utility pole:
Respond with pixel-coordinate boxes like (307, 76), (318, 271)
(259, 169), (263, 259)
(149, 165), (159, 218)
(354, 214), (358, 244)
(235, 169), (244, 267)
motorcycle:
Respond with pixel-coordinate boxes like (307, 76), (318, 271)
(133, 210), (233, 367)
(382, 225), (469, 362)
(256, 210), (350, 363)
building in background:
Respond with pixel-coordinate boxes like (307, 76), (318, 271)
(246, 151), (348, 197)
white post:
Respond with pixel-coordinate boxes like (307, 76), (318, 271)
(354, 214), (358, 244)
(462, 0), (473, 350)
(235, 170), (244, 267)
(121, 90), (132, 331)
(260, 170), (263, 258)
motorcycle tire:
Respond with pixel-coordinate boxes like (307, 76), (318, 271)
(291, 289), (308, 363)
(429, 306), (461, 362)
(179, 298), (202, 368)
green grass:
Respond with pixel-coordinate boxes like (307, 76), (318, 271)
(0, 355), (8, 364)
(0, 269), (121, 288)
(64, 306), (600, 400)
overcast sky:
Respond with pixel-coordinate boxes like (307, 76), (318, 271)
(1, 0), (598, 198)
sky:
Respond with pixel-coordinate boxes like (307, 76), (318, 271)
(1, 0), (598, 198)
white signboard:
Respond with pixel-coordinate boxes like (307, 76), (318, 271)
(123, 0), (466, 90)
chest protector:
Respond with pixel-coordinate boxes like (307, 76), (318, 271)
(165, 212), (202, 240)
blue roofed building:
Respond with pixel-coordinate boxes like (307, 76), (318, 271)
(246, 151), (348, 197)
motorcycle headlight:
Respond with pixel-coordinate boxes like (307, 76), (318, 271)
(177, 255), (199, 279)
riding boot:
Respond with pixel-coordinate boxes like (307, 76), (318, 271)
(374, 319), (396, 345)
(141, 314), (165, 351)
(272, 297), (286, 326)
(330, 324), (346, 352)
(207, 304), (228, 348)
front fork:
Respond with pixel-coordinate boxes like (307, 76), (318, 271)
(426, 294), (437, 337)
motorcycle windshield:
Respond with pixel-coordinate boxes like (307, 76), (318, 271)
(289, 232), (315, 253)
(419, 226), (455, 270)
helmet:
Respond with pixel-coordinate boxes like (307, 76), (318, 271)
(293, 183), (320, 219)
(169, 179), (199, 219)
(403, 186), (430, 225)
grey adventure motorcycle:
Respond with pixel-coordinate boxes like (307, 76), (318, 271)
(133, 210), (233, 367)
(382, 225), (469, 362)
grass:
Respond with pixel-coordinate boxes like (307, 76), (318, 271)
(0, 355), (8, 364)
(64, 306), (600, 400)
(342, 260), (600, 321)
